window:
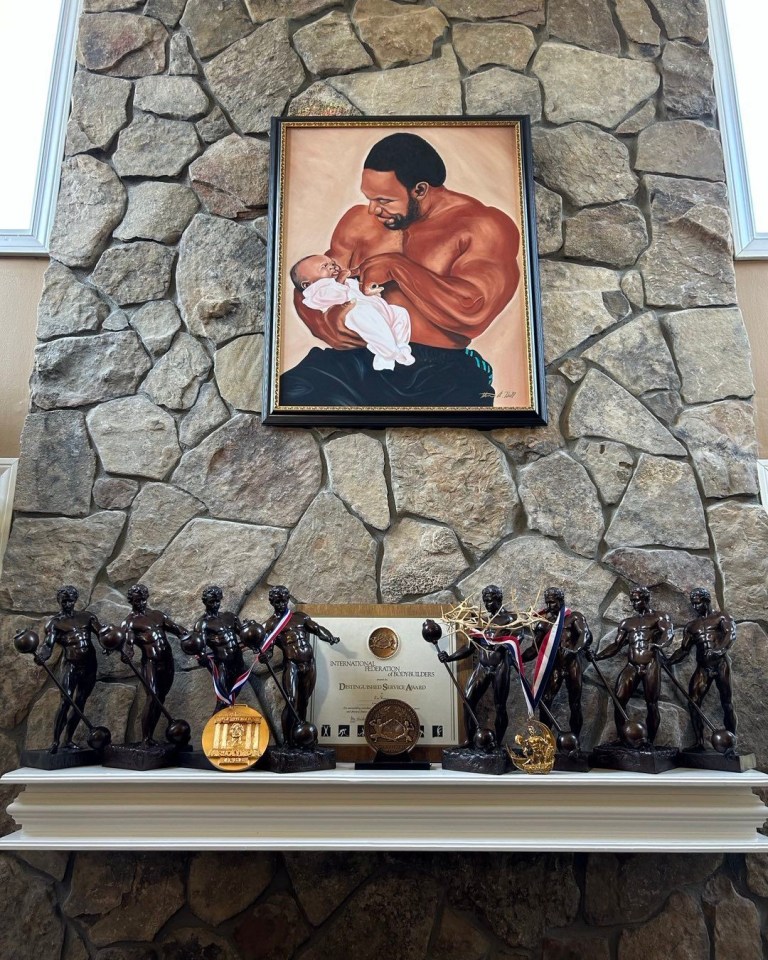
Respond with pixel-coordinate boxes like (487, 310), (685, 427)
(0, 0), (80, 255)
(710, 0), (768, 257)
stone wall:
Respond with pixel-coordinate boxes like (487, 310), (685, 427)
(2, 0), (768, 956)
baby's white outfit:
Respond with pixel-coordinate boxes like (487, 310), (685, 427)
(302, 277), (415, 371)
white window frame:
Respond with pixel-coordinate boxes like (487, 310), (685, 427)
(0, 458), (17, 576)
(0, 0), (81, 256)
(757, 460), (768, 511)
(709, 0), (768, 258)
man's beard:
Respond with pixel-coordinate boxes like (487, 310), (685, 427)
(383, 196), (421, 230)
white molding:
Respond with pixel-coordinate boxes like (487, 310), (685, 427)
(3, 765), (768, 852)
(0, 0), (81, 257)
(708, 0), (768, 258)
(0, 459), (18, 577)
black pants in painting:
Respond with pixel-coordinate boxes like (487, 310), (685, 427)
(279, 343), (494, 408)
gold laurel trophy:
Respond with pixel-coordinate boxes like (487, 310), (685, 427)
(181, 624), (269, 772)
(429, 593), (556, 775)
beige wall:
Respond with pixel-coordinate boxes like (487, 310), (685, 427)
(0, 256), (46, 457)
(736, 260), (768, 456)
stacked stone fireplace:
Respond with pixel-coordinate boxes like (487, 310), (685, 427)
(1, 0), (768, 957)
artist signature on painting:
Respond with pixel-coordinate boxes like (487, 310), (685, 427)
(481, 390), (517, 399)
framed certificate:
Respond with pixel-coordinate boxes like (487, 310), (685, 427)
(305, 604), (469, 762)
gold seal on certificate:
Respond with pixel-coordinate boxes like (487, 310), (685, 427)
(364, 699), (420, 756)
(367, 626), (400, 660)
(202, 704), (269, 772)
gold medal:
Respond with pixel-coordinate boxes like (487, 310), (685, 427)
(508, 718), (556, 775)
(202, 704), (269, 772)
(364, 699), (420, 756)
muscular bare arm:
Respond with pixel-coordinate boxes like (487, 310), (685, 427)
(305, 617), (340, 646)
(38, 618), (58, 662)
(163, 614), (185, 638)
(666, 624), (694, 665)
(358, 212), (520, 338)
(654, 613), (675, 650)
(569, 613), (592, 654)
(594, 625), (629, 661)
(720, 615), (737, 652)
(438, 642), (473, 664)
(119, 617), (136, 661)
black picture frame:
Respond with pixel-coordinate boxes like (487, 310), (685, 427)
(262, 116), (546, 429)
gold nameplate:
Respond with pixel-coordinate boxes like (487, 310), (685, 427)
(202, 704), (269, 772)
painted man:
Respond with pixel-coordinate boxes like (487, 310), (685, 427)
(666, 587), (737, 749)
(37, 585), (101, 753)
(282, 132), (521, 407)
(593, 586), (674, 744)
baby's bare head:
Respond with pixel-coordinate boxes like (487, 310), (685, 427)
(290, 254), (341, 290)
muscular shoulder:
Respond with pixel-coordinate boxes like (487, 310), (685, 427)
(449, 194), (520, 245)
(333, 205), (375, 240)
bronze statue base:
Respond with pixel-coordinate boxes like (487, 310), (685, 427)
(266, 745), (336, 773)
(176, 749), (216, 771)
(103, 742), (179, 771)
(355, 750), (431, 770)
(591, 742), (678, 774)
(554, 750), (591, 773)
(176, 748), (270, 772)
(677, 748), (756, 773)
(20, 747), (102, 770)
(441, 746), (509, 775)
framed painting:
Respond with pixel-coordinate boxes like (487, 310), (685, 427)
(262, 116), (545, 429)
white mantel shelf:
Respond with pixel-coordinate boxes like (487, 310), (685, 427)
(3, 765), (768, 852)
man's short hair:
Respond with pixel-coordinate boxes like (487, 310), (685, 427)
(690, 587), (711, 604)
(364, 133), (446, 191)
(57, 585), (78, 604)
(630, 586), (651, 603)
(544, 587), (565, 602)
(269, 585), (291, 604)
(202, 585), (223, 605)
(127, 583), (149, 604)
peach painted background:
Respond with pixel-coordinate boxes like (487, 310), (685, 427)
(278, 123), (532, 409)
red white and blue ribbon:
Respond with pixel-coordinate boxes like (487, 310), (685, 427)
(471, 606), (566, 717)
(258, 609), (292, 657)
(207, 610), (293, 707)
(525, 606), (567, 715)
